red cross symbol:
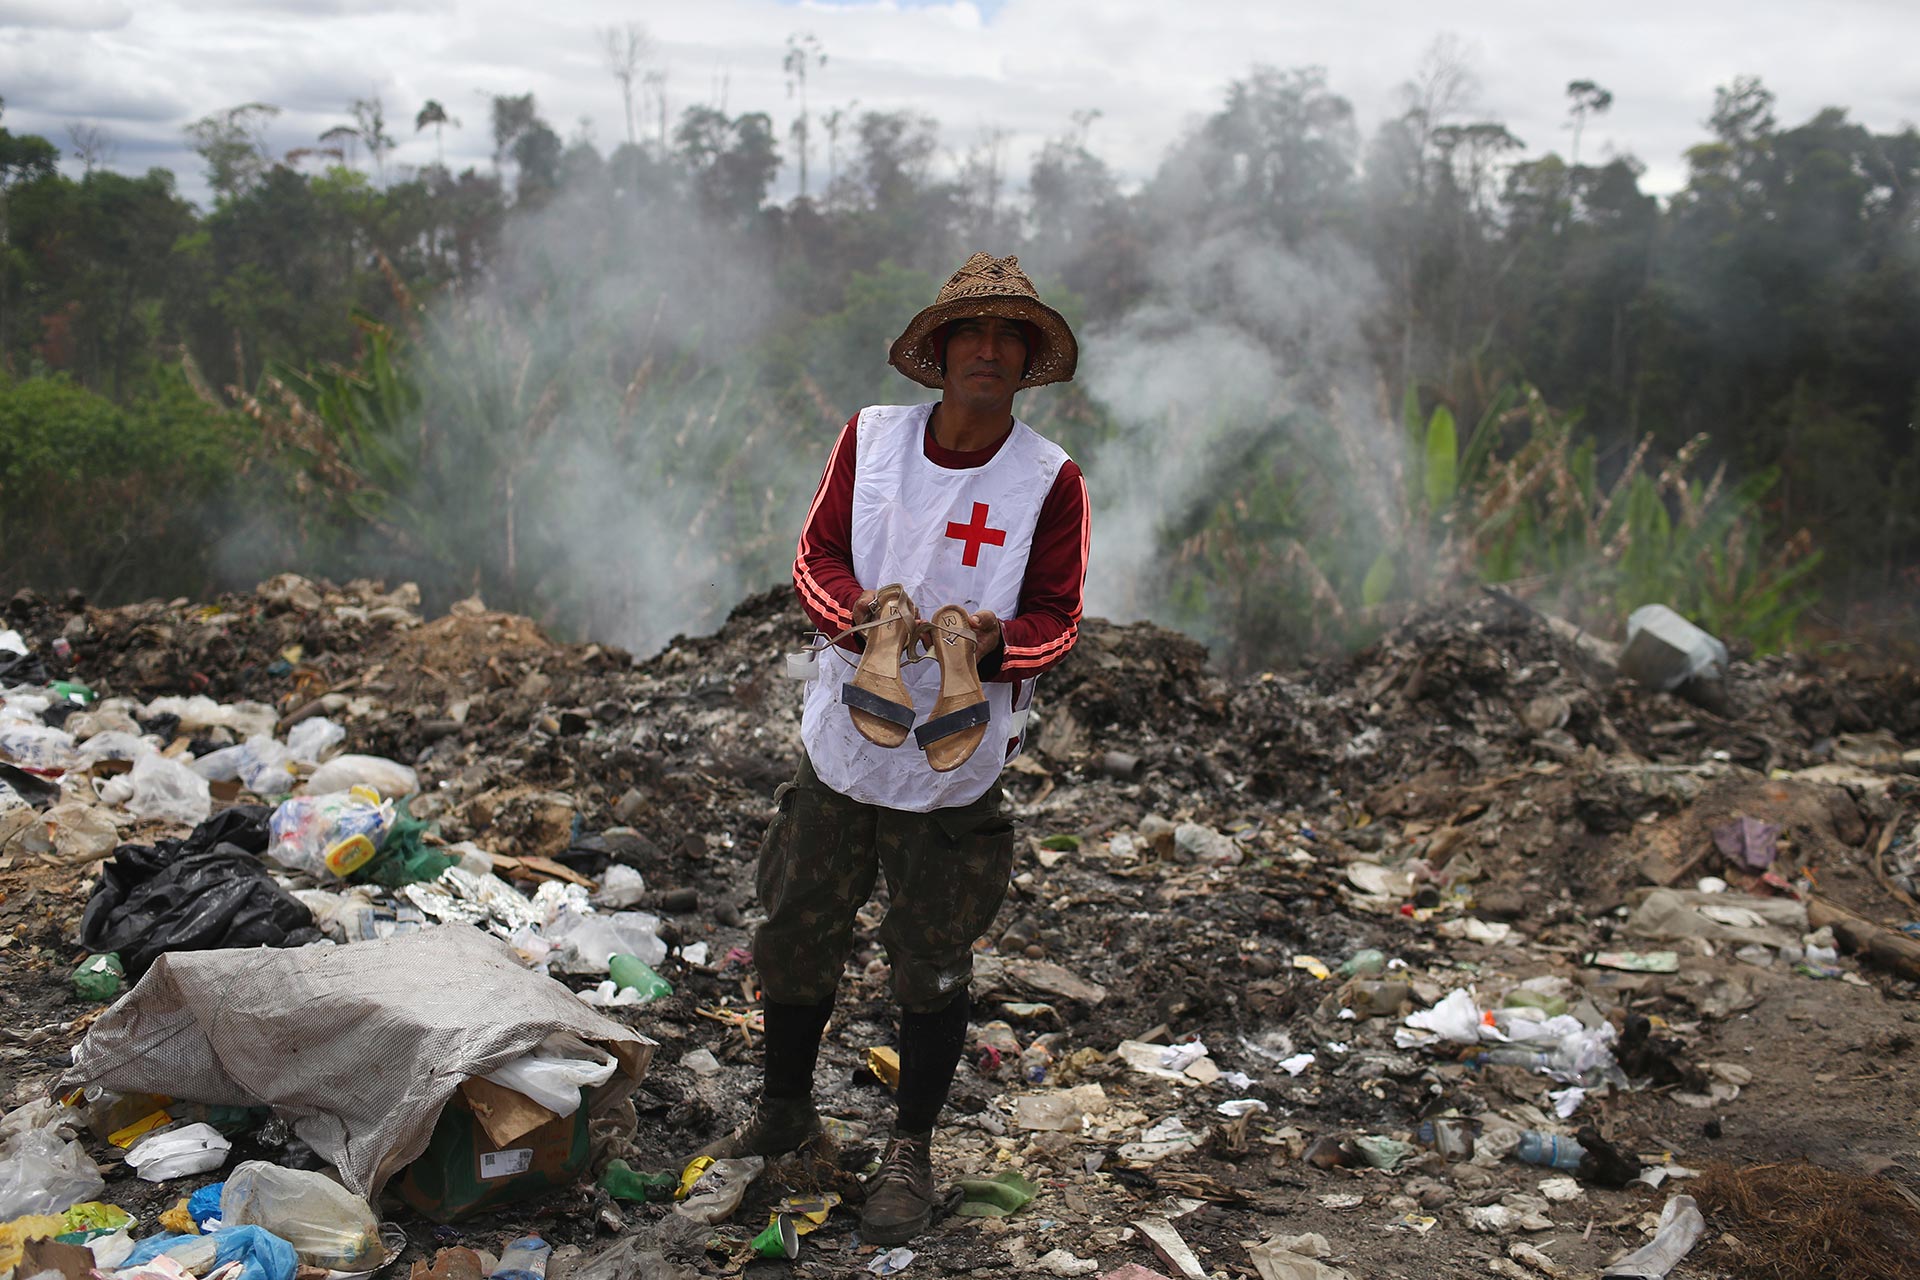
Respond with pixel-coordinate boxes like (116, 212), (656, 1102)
(944, 501), (1006, 567)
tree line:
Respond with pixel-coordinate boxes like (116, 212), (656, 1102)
(0, 39), (1913, 661)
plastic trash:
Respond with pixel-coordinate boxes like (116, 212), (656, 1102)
(218, 1161), (382, 1270)
(267, 789), (393, 879)
(304, 754), (418, 798)
(72, 953), (124, 1001)
(1174, 821), (1240, 864)
(1404, 987), (1486, 1043)
(46, 801), (119, 862)
(120, 1225), (297, 1280)
(285, 717), (345, 763)
(188, 1182), (225, 1228)
(592, 864), (646, 908)
(1602, 1194), (1705, 1279)
(77, 731), (152, 766)
(142, 696), (278, 740)
(608, 954), (673, 1002)
(235, 737), (300, 796)
(82, 807), (313, 978)
(1620, 605), (1728, 691)
(673, 1156), (763, 1225)
(546, 908), (667, 971)
(125, 1123), (232, 1181)
(481, 1038), (619, 1116)
(0, 722), (79, 771)
(954, 1170), (1038, 1218)
(492, 1236), (551, 1280)
(190, 743), (250, 783)
(598, 1159), (679, 1203)
(0, 1106), (105, 1218)
(1514, 1130), (1585, 1170)
(123, 752), (213, 825)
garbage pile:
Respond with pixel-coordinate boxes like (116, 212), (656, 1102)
(1, 575), (1917, 1280)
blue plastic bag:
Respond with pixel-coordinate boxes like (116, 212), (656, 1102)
(123, 1226), (298, 1280)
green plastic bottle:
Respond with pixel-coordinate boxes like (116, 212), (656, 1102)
(608, 954), (672, 1002)
(73, 953), (124, 1001)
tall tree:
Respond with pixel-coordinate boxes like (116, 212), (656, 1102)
(184, 103), (281, 200)
(783, 32), (826, 199)
(1565, 79), (1613, 168)
(350, 96), (397, 185)
(415, 99), (457, 167)
(600, 24), (648, 151)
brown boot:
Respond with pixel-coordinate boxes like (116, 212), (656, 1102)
(859, 1129), (936, 1244)
(692, 1096), (822, 1162)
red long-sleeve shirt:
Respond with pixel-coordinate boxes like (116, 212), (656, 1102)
(793, 413), (1089, 682)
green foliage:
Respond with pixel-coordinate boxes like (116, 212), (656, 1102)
(0, 372), (243, 600)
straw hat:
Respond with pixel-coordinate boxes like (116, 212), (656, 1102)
(888, 252), (1078, 390)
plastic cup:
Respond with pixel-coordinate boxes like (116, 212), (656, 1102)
(751, 1216), (798, 1259)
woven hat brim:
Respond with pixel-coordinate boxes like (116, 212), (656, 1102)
(887, 295), (1078, 391)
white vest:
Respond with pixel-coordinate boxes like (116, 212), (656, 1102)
(801, 402), (1070, 811)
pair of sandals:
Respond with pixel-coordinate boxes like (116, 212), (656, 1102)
(839, 584), (988, 772)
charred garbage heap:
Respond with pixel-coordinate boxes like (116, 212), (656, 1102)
(0, 575), (1916, 1280)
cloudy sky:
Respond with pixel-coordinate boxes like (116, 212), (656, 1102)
(4, 0), (1915, 207)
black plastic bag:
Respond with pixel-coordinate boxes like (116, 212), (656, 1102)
(81, 806), (315, 978)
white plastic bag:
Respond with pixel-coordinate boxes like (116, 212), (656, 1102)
(1403, 988), (1485, 1043)
(592, 864), (646, 908)
(77, 731), (152, 766)
(0, 722), (79, 771)
(305, 754), (418, 798)
(123, 751), (213, 825)
(286, 717), (346, 763)
(124, 1123), (231, 1181)
(0, 1109), (104, 1217)
(236, 736), (299, 796)
(481, 1035), (619, 1116)
(190, 743), (250, 782)
(220, 1160), (383, 1270)
(142, 695), (278, 739)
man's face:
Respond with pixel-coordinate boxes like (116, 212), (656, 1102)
(943, 316), (1028, 410)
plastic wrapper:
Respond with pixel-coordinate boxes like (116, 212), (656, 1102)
(141, 696), (278, 740)
(81, 806), (314, 978)
(77, 731), (152, 766)
(268, 789), (393, 879)
(305, 754), (418, 798)
(124, 752), (213, 826)
(219, 1161), (383, 1271)
(125, 1123), (232, 1181)
(673, 1156), (763, 1225)
(481, 1035), (619, 1116)
(0, 1108), (104, 1218)
(285, 717), (346, 763)
(546, 908), (667, 972)
(0, 722), (79, 771)
(47, 801), (120, 862)
(237, 737), (300, 796)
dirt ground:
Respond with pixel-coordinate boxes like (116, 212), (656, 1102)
(2, 578), (1917, 1280)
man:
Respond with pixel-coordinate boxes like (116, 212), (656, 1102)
(696, 253), (1090, 1245)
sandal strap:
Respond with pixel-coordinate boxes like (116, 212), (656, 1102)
(842, 682), (917, 728)
(913, 700), (989, 749)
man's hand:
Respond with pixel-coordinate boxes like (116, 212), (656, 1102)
(965, 609), (1002, 658)
(852, 589), (879, 626)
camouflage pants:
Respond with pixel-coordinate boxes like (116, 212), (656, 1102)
(753, 753), (1017, 1013)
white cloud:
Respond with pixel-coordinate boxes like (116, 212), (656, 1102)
(6, 0), (1916, 205)
(0, 0), (131, 32)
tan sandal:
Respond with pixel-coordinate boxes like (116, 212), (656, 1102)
(914, 605), (989, 772)
(844, 584), (919, 748)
